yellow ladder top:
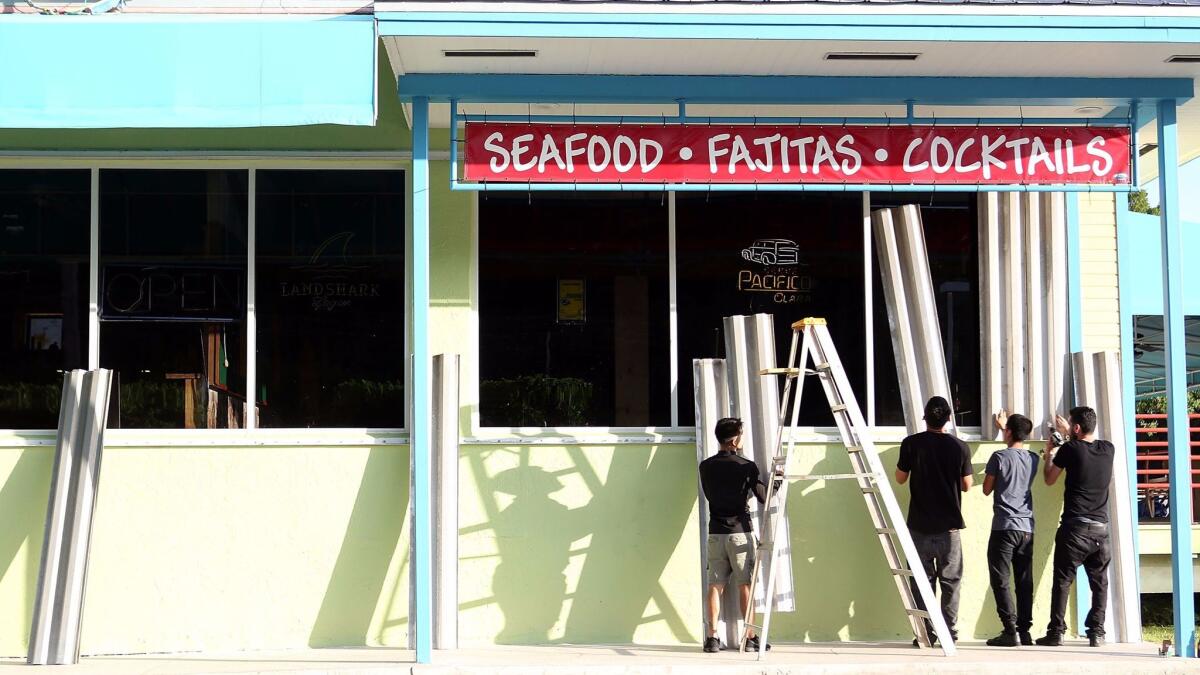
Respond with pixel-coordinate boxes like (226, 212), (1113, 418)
(790, 317), (827, 329)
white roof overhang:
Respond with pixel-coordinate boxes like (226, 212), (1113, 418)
(380, 5), (1200, 178)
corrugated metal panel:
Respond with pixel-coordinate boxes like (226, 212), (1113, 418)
(431, 354), (459, 650)
(1072, 351), (1142, 643)
(29, 369), (113, 666)
(692, 358), (742, 647)
(978, 193), (1071, 440)
(873, 205), (956, 435)
(723, 314), (797, 614)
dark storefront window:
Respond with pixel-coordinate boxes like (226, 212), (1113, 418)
(100, 170), (248, 429)
(0, 171), (90, 429)
(256, 170), (405, 428)
(478, 193), (670, 427)
(676, 193), (866, 427)
(871, 194), (981, 428)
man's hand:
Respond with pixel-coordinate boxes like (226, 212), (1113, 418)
(993, 410), (1008, 432)
(1043, 438), (1064, 485)
(1054, 414), (1071, 436)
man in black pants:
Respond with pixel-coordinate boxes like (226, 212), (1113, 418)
(895, 396), (973, 646)
(1036, 406), (1114, 648)
(983, 412), (1039, 647)
(698, 417), (777, 653)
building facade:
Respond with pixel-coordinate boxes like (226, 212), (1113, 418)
(0, 0), (1198, 662)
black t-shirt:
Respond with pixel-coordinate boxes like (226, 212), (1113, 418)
(897, 431), (973, 534)
(1053, 438), (1114, 525)
(699, 450), (768, 534)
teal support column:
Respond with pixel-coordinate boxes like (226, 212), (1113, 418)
(411, 95), (434, 664)
(1066, 193), (1092, 634)
(1157, 98), (1196, 658)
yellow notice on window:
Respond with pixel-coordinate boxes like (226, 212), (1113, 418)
(558, 279), (586, 323)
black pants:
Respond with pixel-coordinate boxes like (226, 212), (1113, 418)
(987, 529), (1034, 634)
(1047, 522), (1112, 636)
(909, 530), (962, 638)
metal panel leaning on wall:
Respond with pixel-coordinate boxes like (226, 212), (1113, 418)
(978, 193), (1071, 441)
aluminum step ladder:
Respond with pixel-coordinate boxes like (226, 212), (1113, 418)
(739, 317), (957, 659)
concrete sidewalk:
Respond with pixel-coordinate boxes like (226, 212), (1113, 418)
(2, 642), (1198, 675)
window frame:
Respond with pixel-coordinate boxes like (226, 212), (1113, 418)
(0, 158), (411, 437)
(470, 190), (987, 441)
(0, 159), (989, 442)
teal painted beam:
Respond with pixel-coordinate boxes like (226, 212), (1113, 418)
(395, 74), (1191, 106)
(411, 96), (434, 664)
(378, 10), (1200, 43)
(1157, 98), (1197, 658)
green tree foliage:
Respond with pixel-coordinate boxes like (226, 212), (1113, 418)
(1129, 189), (1161, 216)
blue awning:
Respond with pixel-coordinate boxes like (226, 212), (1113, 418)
(0, 15), (376, 128)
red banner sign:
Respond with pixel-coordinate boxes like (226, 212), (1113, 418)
(464, 123), (1131, 186)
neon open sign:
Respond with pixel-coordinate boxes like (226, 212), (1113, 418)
(464, 123), (1131, 186)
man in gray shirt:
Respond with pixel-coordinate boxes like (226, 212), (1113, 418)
(983, 412), (1039, 647)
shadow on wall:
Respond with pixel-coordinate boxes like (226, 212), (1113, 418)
(0, 449), (53, 656)
(309, 446), (410, 647)
(462, 444), (697, 645)
(766, 449), (910, 642)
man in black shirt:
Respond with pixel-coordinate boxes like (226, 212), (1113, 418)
(895, 396), (973, 645)
(1036, 406), (1115, 648)
(698, 417), (774, 653)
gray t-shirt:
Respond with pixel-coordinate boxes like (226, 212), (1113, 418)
(985, 446), (1040, 532)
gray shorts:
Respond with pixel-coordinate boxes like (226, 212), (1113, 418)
(706, 532), (756, 586)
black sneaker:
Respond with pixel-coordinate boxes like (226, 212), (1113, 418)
(912, 635), (939, 648)
(1019, 631), (1034, 646)
(745, 635), (771, 652)
(703, 636), (720, 653)
(1035, 633), (1063, 647)
(1088, 633), (1105, 648)
(986, 632), (1019, 647)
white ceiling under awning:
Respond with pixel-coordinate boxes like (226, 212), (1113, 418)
(383, 34), (1200, 180)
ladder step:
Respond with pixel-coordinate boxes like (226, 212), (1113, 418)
(889, 568), (915, 577)
(906, 609), (931, 619)
(860, 486), (880, 494)
(759, 367), (801, 377)
(846, 446), (864, 453)
(830, 404), (848, 413)
(875, 527), (897, 535)
(815, 362), (831, 371)
(787, 472), (879, 482)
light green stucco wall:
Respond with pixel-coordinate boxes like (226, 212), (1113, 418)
(772, 441), (1067, 642)
(0, 446), (52, 657)
(458, 442), (701, 645)
(0, 440), (1076, 654)
(453, 440), (1072, 646)
(427, 160), (478, 435)
(0, 444), (411, 657)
